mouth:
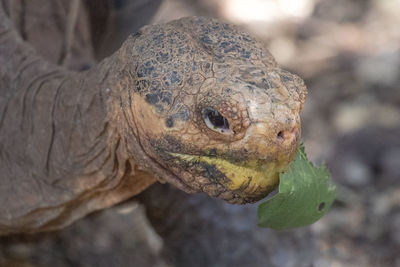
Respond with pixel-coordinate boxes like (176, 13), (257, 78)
(168, 152), (284, 201)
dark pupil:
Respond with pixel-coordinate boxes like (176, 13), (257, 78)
(207, 109), (229, 129)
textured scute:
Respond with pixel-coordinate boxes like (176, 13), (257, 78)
(175, 17), (274, 62)
(132, 23), (197, 118)
(131, 17), (276, 117)
(131, 17), (304, 120)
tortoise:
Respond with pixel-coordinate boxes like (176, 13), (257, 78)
(0, 0), (306, 235)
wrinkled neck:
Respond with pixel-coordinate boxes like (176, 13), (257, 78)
(0, 7), (155, 234)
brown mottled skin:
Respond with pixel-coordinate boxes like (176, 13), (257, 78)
(0, 1), (306, 235)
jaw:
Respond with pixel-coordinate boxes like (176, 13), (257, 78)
(146, 130), (300, 203)
(168, 152), (287, 203)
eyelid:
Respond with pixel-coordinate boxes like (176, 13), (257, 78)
(202, 107), (233, 135)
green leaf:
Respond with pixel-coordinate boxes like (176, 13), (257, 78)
(257, 144), (336, 230)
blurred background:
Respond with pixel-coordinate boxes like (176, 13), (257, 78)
(1, 0), (399, 266)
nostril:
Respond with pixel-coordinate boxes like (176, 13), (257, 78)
(277, 131), (284, 139)
(277, 128), (296, 141)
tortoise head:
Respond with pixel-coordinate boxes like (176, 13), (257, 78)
(121, 17), (307, 204)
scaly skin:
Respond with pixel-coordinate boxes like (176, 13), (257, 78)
(0, 2), (306, 235)
(126, 17), (307, 203)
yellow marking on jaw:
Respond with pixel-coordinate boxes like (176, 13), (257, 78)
(169, 152), (281, 194)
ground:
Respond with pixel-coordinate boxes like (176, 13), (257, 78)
(1, 0), (399, 266)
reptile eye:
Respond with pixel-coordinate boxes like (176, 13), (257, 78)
(202, 108), (232, 134)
